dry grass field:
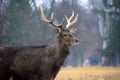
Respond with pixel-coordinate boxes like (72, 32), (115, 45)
(55, 66), (120, 80)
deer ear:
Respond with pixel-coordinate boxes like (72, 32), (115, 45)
(70, 28), (77, 33)
(55, 28), (62, 34)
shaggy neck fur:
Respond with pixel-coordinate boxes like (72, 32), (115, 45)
(53, 39), (70, 67)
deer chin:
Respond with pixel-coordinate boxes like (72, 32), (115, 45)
(73, 42), (79, 45)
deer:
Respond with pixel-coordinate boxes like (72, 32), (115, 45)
(0, 45), (47, 80)
(0, 5), (79, 80)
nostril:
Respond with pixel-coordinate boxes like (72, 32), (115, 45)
(75, 39), (79, 43)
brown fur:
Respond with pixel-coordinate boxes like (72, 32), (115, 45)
(10, 43), (69, 80)
(0, 45), (46, 80)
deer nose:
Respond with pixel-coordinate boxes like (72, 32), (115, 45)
(75, 39), (79, 43)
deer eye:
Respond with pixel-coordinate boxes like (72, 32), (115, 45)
(63, 34), (67, 36)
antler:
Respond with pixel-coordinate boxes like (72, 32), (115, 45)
(65, 11), (78, 29)
(40, 5), (64, 27)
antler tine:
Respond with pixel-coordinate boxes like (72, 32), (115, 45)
(65, 12), (78, 29)
(65, 11), (74, 23)
(40, 5), (64, 27)
(68, 14), (78, 28)
(69, 11), (74, 22)
(40, 5), (52, 23)
(50, 12), (54, 22)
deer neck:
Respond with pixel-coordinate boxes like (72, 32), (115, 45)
(56, 39), (70, 54)
(53, 40), (70, 66)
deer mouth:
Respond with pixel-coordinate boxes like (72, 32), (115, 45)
(73, 42), (79, 45)
(73, 39), (79, 45)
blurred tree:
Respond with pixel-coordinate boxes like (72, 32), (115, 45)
(7, 0), (32, 45)
(90, 0), (120, 66)
(0, 0), (33, 46)
(0, 0), (9, 45)
(103, 0), (120, 66)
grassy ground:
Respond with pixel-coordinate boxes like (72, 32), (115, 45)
(55, 66), (120, 80)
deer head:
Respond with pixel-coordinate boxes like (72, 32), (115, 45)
(40, 5), (79, 46)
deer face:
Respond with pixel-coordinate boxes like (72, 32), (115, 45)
(40, 5), (79, 46)
(56, 27), (79, 46)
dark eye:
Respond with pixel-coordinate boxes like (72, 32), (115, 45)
(63, 34), (67, 36)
